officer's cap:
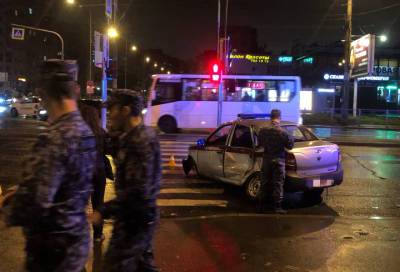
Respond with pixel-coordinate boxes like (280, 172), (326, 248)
(107, 89), (144, 116)
(40, 59), (78, 82)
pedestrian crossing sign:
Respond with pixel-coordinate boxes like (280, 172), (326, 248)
(11, 27), (25, 40)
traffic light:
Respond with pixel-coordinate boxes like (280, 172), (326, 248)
(210, 61), (222, 83)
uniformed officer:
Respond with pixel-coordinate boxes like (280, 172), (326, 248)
(258, 109), (294, 214)
(5, 59), (97, 271)
(90, 90), (161, 272)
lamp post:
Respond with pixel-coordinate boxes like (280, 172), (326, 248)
(341, 0), (352, 120)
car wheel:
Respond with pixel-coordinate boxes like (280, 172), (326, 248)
(158, 115), (177, 134)
(304, 188), (324, 204)
(245, 173), (263, 201)
(10, 108), (18, 117)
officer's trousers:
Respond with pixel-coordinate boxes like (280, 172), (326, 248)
(103, 218), (158, 272)
(261, 158), (286, 205)
(25, 230), (90, 272)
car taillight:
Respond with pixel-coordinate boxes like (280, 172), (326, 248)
(286, 153), (297, 171)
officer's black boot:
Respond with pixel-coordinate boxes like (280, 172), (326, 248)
(273, 201), (287, 214)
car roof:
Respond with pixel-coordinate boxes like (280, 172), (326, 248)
(225, 119), (298, 130)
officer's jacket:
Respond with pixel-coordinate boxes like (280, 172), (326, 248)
(8, 111), (97, 234)
(258, 120), (294, 160)
(102, 124), (161, 223)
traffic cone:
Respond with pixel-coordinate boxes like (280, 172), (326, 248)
(168, 155), (177, 167)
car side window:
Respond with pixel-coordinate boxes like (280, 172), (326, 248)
(300, 127), (318, 141)
(283, 126), (307, 142)
(231, 125), (253, 148)
(207, 125), (233, 146)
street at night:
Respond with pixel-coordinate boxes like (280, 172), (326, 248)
(1, 117), (400, 271)
(2, 0), (400, 271)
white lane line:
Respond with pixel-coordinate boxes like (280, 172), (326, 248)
(162, 179), (213, 184)
(160, 188), (224, 194)
(157, 199), (228, 207)
(162, 169), (183, 174)
(162, 163), (183, 168)
(160, 141), (195, 145)
(161, 148), (190, 152)
(162, 152), (188, 156)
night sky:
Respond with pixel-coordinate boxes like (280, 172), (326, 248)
(58, 0), (400, 60)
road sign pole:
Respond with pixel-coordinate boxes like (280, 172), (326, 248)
(11, 23), (64, 59)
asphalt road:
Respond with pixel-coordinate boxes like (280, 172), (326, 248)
(1, 117), (400, 271)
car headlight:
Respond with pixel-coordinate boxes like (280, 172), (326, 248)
(39, 109), (47, 115)
(0, 106), (6, 113)
(0, 98), (4, 103)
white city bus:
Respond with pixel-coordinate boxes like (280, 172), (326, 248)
(144, 74), (301, 133)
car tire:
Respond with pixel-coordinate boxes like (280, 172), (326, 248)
(10, 108), (18, 117)
(158, 115), (177, 134)
(245, 173), (263, 201)
(304, 188), (324, 204)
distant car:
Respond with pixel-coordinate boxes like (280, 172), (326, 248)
(10, 97), (41, 118)
(183, 117), (343, 201)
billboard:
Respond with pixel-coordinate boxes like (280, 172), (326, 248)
(350, 34), (375, 78)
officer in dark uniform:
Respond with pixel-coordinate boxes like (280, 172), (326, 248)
(5, 60), (97, 271)
(258, 109), (294, 214)
(91, 90), (161, 272)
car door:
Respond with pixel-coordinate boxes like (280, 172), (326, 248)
(197, 124), (233, 179)
(223, 124), (255, 185)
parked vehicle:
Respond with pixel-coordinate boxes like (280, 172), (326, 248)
(183, 116), (343, 201)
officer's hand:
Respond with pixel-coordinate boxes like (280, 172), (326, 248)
(0, 190), (17, 210)
(89, 210), (103, 225)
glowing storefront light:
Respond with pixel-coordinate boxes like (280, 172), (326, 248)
(300, 90), (312, 111)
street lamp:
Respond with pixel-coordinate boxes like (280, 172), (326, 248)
(107, 26), (119, 39)
(154, 63), (158, 68)
(379, 35), (388, 43)
(66, 0), (75, 5)
(131, 45), (138, 51)
(161, 67), (164, 71)
(145, 57), (150, 63)
(167, 71), (171, 74)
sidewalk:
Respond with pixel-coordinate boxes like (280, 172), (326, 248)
(1, 214), (400, 272)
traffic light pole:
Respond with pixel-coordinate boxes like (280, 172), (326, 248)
(102, 34), (109, 129)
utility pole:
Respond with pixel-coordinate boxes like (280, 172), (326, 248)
(341, 0), (352, 120)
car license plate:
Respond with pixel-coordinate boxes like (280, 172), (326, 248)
(313, 179), (334, 187)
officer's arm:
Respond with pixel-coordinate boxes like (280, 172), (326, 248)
(284, 131), (294, 150)
(8, 135), (67, 225)
(102, 139), (151, 218)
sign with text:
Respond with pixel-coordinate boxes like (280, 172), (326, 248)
(11, 27), (25, 40)
(350, 34), (375, 78)
(230, 54), (271, 64)
(94, 31), (103, 68)
(105, 0), (112, 19)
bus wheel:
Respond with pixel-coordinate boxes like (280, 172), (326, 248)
(158, 115), (177, 134)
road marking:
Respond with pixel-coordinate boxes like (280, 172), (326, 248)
(162, 179), (214, 184)
(162, 169), (183, 175)
(162, 152), (188, 156)
(157, 199), (228, 207)
(160, 188), (224, 194)
(162, 163), (183, 168)
(161, 141), (195, 145)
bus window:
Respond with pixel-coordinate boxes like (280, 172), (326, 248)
(152, 79), (182, 106)
(183, 79), (218, 101)
(224, 79), (296, 102)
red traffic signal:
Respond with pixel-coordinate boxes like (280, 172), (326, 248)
(210, 61), (222, 82)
